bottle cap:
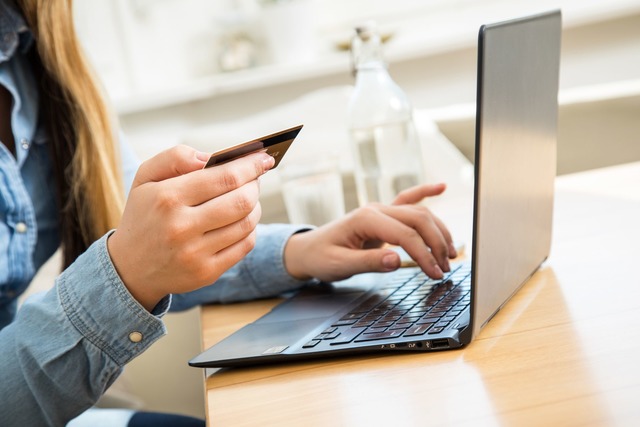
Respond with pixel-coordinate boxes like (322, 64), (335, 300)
(354, 20), (378, 42)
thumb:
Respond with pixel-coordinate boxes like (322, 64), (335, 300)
(337, 248), (402, 277)
(133, 145), (210, 186)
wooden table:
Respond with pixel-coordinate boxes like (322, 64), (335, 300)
(198, 161), (640, 426)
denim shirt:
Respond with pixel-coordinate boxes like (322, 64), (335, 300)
(0, 4), (309, 425)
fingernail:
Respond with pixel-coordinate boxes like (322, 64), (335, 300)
(262, 154), (275, 172)
(433, 264), (444, 278)
(382, 253), (400, 271)
(195, 151), (210, 162)
(449, 242), (457, 257)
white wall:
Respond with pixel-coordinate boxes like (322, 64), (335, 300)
(75, 0), (640, 167)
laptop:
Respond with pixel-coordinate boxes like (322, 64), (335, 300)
(189, 10), (562, 368)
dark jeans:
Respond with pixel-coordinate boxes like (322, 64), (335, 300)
(128, 411), (205, 427)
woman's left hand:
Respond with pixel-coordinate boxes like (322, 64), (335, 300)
(283, 183), (457, 283)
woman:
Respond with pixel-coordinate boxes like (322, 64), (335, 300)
(0, 0), (456, 425)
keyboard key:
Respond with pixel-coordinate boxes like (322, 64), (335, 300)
(372, 320), (395, 328)
(403, 324), (433, 336)
(330, 327), (367, 345)
(417, 316), (440, 324)
(354, 329), (403, 342)
(406, 309), (428, 317)
(350, 292), (394, 312)
(365, 327), (388, 334)
(322, 331), (340, 340)
(340, 313), (364, 320)
(388, 323), (410, 330)
(353, 320), (375, 328)
(397, 315), (421, 324)
(331, 319), (358, 327)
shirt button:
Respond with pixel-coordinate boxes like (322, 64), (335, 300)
(15, 222), (28, 233)
(128, 331), (143, 343)
(20, 138), (30, 150)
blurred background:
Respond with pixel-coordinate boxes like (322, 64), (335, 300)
(37, 0), (640, 420)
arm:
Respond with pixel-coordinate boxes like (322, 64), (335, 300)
(0, 235), (167, 426)
(1, 145), (271, 424)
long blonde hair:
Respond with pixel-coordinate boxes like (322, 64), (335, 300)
(18, 0), (125, 267)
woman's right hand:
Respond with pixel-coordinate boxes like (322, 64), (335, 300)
(107, 145), (275, 311)
(283, 183), (455, 284)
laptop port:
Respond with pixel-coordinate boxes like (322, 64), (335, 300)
(430, 339), (450, 349)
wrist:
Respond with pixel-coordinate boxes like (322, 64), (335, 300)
(283, 231), (313, 281)
(107, 231), (166, 312)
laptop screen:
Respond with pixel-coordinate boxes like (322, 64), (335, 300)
(470, 10), (562, 337)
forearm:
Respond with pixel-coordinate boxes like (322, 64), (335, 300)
(0, 234), (167, 426)
(0, 291), (118, 425)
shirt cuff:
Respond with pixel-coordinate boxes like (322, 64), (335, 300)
(57, 233), (167, 366)
(241, 223), (316, 297)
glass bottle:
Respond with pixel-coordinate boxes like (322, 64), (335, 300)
(348, 21), (425, 206)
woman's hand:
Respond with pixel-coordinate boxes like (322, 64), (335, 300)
(283, 183), (456, 283)
(108, 145), (274, 311)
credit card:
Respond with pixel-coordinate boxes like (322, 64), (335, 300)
(203, 124), (303, 169)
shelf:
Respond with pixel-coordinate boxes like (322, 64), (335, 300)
(429, 79), (640, 175)
(112, 0), (640, 116)
(113, 53), (350, 116)
(424, 79), (640, 124)
(559, 79), (640, 106)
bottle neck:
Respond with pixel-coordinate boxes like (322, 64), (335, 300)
(353, 63), (394, 89)
(351, 30), (386, 77)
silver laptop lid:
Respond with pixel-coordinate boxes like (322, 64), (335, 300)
(470, 10), (562, 337)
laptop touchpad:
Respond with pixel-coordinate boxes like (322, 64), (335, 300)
(256, 291), (366, 324)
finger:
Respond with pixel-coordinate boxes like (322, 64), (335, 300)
(349, 207), (445, 279)
(179, 228), (259, 289)
(431, 214), (457, 258)
(374, 204), (451, 272)
(172, 204), (261, 288)
(201, 229), (258, 284)
(205, 203), (262, 242)
(134, 145), (209, 187)
(174, 151), (274, 206)
(392, 183), (446, 205)
(384, 204), (456, 262)
(334, 247), (403, 277)
(194, 180), (261, 231)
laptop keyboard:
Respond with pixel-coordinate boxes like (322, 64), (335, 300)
(302, 263), (471, 349)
